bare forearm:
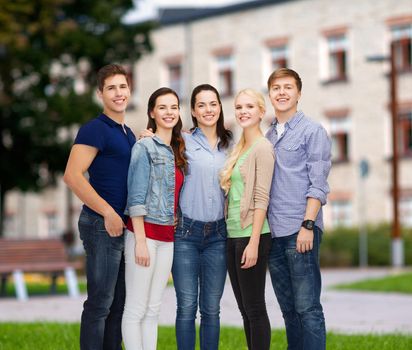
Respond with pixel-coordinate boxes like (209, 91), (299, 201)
(64, 171), (114, 217)
(304, 197), (321, 221)
(131, 217), (146, 240)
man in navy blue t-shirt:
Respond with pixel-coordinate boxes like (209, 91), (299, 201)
(64, 64), (136, 350)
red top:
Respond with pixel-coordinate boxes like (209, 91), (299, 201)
(126, 166), (184, 242)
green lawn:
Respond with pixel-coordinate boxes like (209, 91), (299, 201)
(334, 272), (412, 294)
(0, 323), (411, 350)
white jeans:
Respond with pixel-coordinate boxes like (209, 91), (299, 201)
(122, 230), (173, 350)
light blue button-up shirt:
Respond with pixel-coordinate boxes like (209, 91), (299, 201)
(266, 111), (332, 237)
(179, 128), (228, 222)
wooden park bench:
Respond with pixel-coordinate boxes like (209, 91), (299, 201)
(0, 238), (82, 301)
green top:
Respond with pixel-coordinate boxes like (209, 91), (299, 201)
(226, 141), (271, 238)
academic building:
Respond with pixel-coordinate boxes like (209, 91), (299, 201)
(3, 0), (412, 239)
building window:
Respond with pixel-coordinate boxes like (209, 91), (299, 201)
(331, 200), (352, 227)
(398, 110), (412, 156)
(46, 212), (59, 236)
(216, 55), (234, 97)
(400, 196), (412, 227)
(327, 111), (350, 162)
(126, 66), (136, 109)
(269, 45), (288, 70)
(391, 24), (412, 71)
(326, 34), (348, 81)
(4, 213), (17, 236)
(39, 211), (59, 237)
(168, 62), (183, 97)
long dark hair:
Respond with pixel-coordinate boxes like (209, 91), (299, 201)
(190, 84), (233, 150)
(147, 87), (187, 172)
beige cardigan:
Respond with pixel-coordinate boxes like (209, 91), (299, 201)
(237, 138), (275, 229)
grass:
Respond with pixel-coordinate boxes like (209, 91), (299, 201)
(0, 323), (411, 350)
(334, 272), (412, 294)
(1, 274), (86, 297)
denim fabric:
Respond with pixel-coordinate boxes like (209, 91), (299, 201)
(227, 234), (272, 350)
(125, 136), (176, 225)
(172, 216), (227, 350)
(78, 209), (125, 350)
(268, 226), (326, 350)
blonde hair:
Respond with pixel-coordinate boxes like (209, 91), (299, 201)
(220, 89), (266, 194)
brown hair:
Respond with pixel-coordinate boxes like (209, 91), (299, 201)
(97, 64), (129, 91)
(147, 87), (187, 172)
(190, 84), (233, 150)
(267, 68), (302, 92)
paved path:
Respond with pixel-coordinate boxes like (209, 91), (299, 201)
(1, 268), (411, 334)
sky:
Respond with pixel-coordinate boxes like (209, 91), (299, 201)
(124, 0), (251, 23)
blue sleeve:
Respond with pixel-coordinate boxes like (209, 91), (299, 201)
(305, 126), (332, 205)
(74, 119), (105, 151)
(126, 142), (151, 217)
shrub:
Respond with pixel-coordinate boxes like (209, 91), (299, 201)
(320, 223), (412, 267)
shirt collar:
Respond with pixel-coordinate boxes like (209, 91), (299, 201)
(270, 110), (304, 130)
(98, 113), (133, 137)
(192, 127), (202, 136)
(152, 135), (169, 147)
(98, 113), (121, 128)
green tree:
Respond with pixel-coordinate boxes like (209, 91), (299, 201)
(0, 0), (153, 235)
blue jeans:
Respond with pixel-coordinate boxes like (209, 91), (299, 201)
(78, 209), (125, 350)
(268, 227), (326, 350)
(172, 216), (227, 350)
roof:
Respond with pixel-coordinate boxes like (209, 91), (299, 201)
(158, 0), (293, 26)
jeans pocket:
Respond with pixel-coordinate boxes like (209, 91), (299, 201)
(174, 225), (190, 240)
(216, 223), (228, 240)
(286, 248), (312, 277)
(78, 212), (95, 241)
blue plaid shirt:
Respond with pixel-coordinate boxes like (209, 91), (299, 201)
(266, 111), (332, 237)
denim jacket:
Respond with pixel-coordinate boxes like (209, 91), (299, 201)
(125, 136), (176, 225)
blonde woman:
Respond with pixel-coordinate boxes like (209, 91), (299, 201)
(220, 89), (275, 350)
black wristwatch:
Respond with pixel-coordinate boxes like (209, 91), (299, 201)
(301, 220), (315, 230)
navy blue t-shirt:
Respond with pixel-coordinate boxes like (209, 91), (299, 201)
(74, 113), (136, 220)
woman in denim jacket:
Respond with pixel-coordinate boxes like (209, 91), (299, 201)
(122, 87), (187, 350)
(140, 84), (233, 350)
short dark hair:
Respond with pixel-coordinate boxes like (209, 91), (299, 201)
(97, 64), (129, 91)
(267, 68), (302, 92)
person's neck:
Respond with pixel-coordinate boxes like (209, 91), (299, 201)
(155, 128), (172, 146)
(103, 110), (125, 125)
(199, 125), (218, 149)
(275, 108), (297, 124)
(243, 126), (263, 149)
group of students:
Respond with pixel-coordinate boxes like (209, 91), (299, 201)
(64, 63), (332, 350)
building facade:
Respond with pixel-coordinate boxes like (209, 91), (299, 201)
(132, 0), (412, 229)
(3, 0), (412, 239)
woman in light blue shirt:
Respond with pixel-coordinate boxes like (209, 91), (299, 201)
(172, 84), (232, 350)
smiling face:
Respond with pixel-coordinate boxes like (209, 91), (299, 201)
(150, 93), (180, 132)
(97, 74), (130, 118)
(235, 92), (264, 130)
(268, 76), (301, 121)
(192, 90), (221, 128)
